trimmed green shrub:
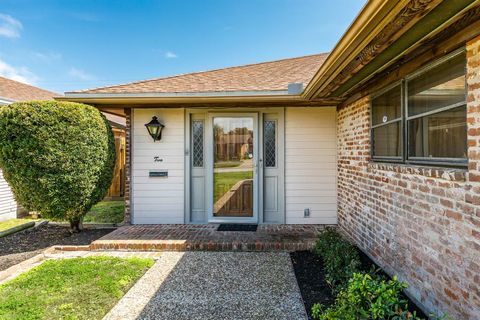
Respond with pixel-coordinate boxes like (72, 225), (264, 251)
(311, 273), (421, 320)
(314, 227), (362, 291)
(0, 101), (115, 231)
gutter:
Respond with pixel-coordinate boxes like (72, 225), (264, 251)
(56, 94), (310, 105)
(56, 89), (340, 105)
(302, 0), (408, 100)
(0, 96), (15, 105)
(62, 90), (291, 99)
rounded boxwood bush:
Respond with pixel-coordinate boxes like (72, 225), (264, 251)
(0, 101), (115, 231)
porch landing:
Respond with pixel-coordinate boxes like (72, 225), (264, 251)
(87, 224), (328, 252)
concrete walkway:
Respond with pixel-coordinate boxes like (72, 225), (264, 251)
(104, 252), (308, 320)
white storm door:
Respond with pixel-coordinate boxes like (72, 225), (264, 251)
(206, 113), (259, 223)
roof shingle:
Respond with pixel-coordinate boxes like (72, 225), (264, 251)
(70, 53), (329, 94)
(0, 76), (58, 102)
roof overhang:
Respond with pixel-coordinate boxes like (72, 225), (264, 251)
(0, 96), (15, 105)
(57, 90), (340, 107)
(303, 0), (480, 100)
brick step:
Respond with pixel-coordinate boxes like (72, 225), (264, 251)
(88, 239), (317, 252)
(51, 224), (330, 252)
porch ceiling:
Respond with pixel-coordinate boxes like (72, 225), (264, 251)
(303, 0), (480, 101)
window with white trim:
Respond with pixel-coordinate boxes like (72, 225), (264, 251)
(371, 49), (467, 166)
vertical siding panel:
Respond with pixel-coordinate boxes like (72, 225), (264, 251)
(285, 107), (337, 224)
(132, 109), (185, 224)
(0, 170), (17, 221)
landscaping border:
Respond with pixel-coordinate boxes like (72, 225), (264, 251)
(292, 228), (429, 320)
(0, 221), (36, 238)
(48, 221), (120, 229)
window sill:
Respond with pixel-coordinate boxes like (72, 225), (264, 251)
(368, 161), (467, 182)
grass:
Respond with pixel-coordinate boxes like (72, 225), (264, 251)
(0, 219), (35, 233)
(214, 171), (253, 202)
(214, 161), (242, 168)
(84, 201), (125, 224)
(0, 256), (154, 320)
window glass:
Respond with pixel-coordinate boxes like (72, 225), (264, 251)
(408, 106), (466, 159)
(264, 120), (276, 167)
(372, 122), (402, 157)
(192, 120), (204, 167)
(372, 85), (402, 126)
(407, 54), (466, 117)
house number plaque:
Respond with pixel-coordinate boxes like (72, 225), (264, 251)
(149, 170), (168, 178)
(154, 156), (164, 162)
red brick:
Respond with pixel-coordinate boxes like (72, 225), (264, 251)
(337, 39), (480, 320)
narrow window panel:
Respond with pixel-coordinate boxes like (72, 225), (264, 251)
(372, 121), (402, 158)
(264, 120), (276, 167)
(372, 85), (401, 126)
(407, 53), (466, 117)
(408, 106), (467, 159)
(192, 120), (204, 167)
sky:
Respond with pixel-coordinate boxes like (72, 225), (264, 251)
(0, 0), (365, 94)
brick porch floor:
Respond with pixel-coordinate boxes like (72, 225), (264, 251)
(88, 224), (329, 252)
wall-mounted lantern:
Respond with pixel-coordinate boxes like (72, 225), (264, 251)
(145, 116), (165, 142)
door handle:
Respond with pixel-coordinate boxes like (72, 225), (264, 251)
(254, 159), (261, 174)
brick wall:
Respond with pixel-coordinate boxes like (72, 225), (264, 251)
(337, 36), (480, 319)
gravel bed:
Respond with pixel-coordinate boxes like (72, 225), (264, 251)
(0, 224), (114, 271)
(106, 252), (308, 320)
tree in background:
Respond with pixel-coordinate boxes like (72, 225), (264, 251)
(0, 101), (115, 232)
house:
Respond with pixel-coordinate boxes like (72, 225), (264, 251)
(60, 0), (480, 318)
(0, 76), (58, 221)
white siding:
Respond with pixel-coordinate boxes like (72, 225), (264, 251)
(132, 108), (185, 224)
(131, 107), (337, 225)
(285, 107), (337, 224)
(0, 170), (17, 222)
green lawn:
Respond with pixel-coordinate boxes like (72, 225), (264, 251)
(84, 201), (125, 224)
(0, 219), (35, 233)
(214, 171), (253, 202)
(214, 161), (242, 168)
(0, 256), (154, 320)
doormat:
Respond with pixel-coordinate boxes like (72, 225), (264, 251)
(217, 224), (258, 232)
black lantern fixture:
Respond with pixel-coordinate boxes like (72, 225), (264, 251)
(145, 116), (165, 142)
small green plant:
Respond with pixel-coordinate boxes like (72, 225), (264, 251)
(311, 273), (423, 320)
(314, 227), (362, 291)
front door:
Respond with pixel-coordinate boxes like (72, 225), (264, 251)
(207, 114), (258, 223)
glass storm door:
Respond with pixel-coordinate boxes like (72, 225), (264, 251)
(208, 114), (258, 222)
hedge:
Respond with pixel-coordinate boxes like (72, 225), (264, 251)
(0, 101), (115, 231)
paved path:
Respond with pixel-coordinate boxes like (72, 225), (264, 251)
(104, 252), (308, 320)
(215, 159), (253, 173)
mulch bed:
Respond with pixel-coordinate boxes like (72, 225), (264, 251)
(0, 224), (113, 271)
(290, 251), (334, 319)
(291, 250), (428, 319)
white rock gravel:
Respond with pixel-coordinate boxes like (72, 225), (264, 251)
(103, 252), (308, 320)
